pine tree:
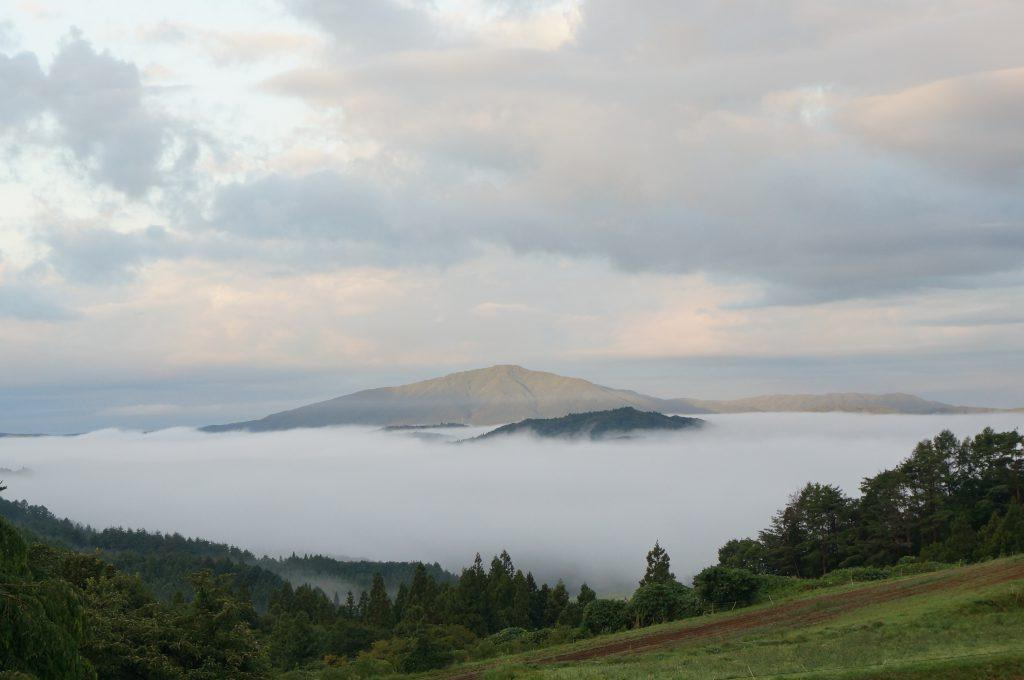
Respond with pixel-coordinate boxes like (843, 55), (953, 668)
(577, 582), (596, 607)
(356, 590), (369, 621)
(639, 541), (675, 586)
(364, 573), (393, 629)
(543, 581), (569, 627)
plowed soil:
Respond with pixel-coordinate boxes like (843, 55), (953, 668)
(443, 560), (1024, 679)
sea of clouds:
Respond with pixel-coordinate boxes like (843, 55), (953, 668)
(2, 413), (1021, 594)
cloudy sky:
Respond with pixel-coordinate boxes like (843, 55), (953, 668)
(2, 0), (1023, 432)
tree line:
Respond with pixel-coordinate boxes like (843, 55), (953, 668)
(718, 427), (1024, 577)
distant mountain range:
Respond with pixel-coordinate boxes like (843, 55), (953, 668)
(201, 365), (1021, 432)
(471, 407), (704, 441)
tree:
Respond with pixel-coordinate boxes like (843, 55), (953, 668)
(717, 538), (768, 573)
(630, 581), (698, 626)
(577, 582), (596, 608)
(0, 517), (95, 679)
(176, 571), (266, 679)
(364, 573), (393, 629)
(979, 502), (1024, 558)
(639, 541), (675, 586)
(693, 566), (762, 609)
(543, 581), (569, 627)
(581, 599), (630, 634)
(267, 612), (319, 669)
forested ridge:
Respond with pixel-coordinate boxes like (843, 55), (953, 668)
(2, 426), (1023, 679)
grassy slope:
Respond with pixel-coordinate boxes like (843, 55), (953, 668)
(434, 556), (1024, 679)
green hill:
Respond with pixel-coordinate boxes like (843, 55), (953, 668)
(434, 556), (1024, 679)
(472, 407), (705, 441)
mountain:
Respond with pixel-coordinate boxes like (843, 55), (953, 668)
(683, 392), (1001, 415)
(202, 364), (702, 431)
(472, 407), (705, 441)
(202, 364), (1019, 432)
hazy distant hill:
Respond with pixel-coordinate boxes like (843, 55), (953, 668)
(473, 407), (705, 441)
(202, 364), (1017, 432)
(684, 393), (998, 415)
(203, 365), (698, 431)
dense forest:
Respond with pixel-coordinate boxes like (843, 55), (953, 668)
(717, 427), (1024, 576)
(2, 427), (1022, 679)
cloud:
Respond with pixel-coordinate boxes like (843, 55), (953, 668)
(0, 32), (195, 196)
(42, 224), (186, 284)
(254, 1), (1024, 302)
(840, 67), (1024, 183)
(4, 413), (1022, 590)
(0, 51), (46, 125)
(287, 0), (441, 55)
(0, 278), (77, 321)
(139, 21), (323, 66)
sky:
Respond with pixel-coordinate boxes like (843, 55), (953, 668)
(1, 1), (1023, 432)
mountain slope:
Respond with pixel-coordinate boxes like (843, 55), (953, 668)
(203, 365), (704, 431)
(473, 407), (705, 441)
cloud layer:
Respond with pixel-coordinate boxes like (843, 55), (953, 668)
(3, 413), (1021, 591)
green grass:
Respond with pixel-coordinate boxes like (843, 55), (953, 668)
(440, 557), (1024, 679)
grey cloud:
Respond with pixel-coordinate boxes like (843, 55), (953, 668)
(287, 0), (440, 55)
(43, 225), (186, 284)
(260, 1), (1024, 302)
(0, 260), (78, 321)
(0, 33), (194, 196)
(0, 51), (46, 125)
(211, 171), (387, 241)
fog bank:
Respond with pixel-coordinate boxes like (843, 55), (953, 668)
(1, 413), (1020, 594)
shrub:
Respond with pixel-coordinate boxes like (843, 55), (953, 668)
(693, 566), (762, 609)
(629, 581), (699, 627)
(581, 599), (630, 634)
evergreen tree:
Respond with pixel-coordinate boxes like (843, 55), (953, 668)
(364, 573), (393, 629)
(543, 580), (569, 627)
(577, 582), (596, 608)
(509, 569), (533, 628)
(356, 590), (369, 621)
(532, 582), (550, 629)
(639, 541), (675, 586)
(455, 553), (490, 635)
(981, 502), (1024, 558)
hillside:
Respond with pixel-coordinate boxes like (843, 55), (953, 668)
(201, 364), (1018, 432)
(438, 557), (1024, 679)
(473, 407), (705, 441)
(0, 495), (455, 608)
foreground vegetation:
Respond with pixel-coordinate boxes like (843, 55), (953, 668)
(1, 426), (1022, 679)
(457, 556), (1024, 679)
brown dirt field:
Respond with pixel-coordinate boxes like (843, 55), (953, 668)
(442, 560), (1024, 679)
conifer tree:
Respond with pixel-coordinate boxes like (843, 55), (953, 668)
(364, 573), (393, 629)
(544, 580), (569, 626)
(577, 582), (596, 607)
(639, 541), (675, 586)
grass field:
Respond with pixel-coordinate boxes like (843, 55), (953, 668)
(432, 556), (1024, 679)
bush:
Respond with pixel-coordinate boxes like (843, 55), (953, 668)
(693, 566), (762, 609)
(581, 598), (630, 634)
(629, 581), (699, 627)
(361, 626), (456, 672)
